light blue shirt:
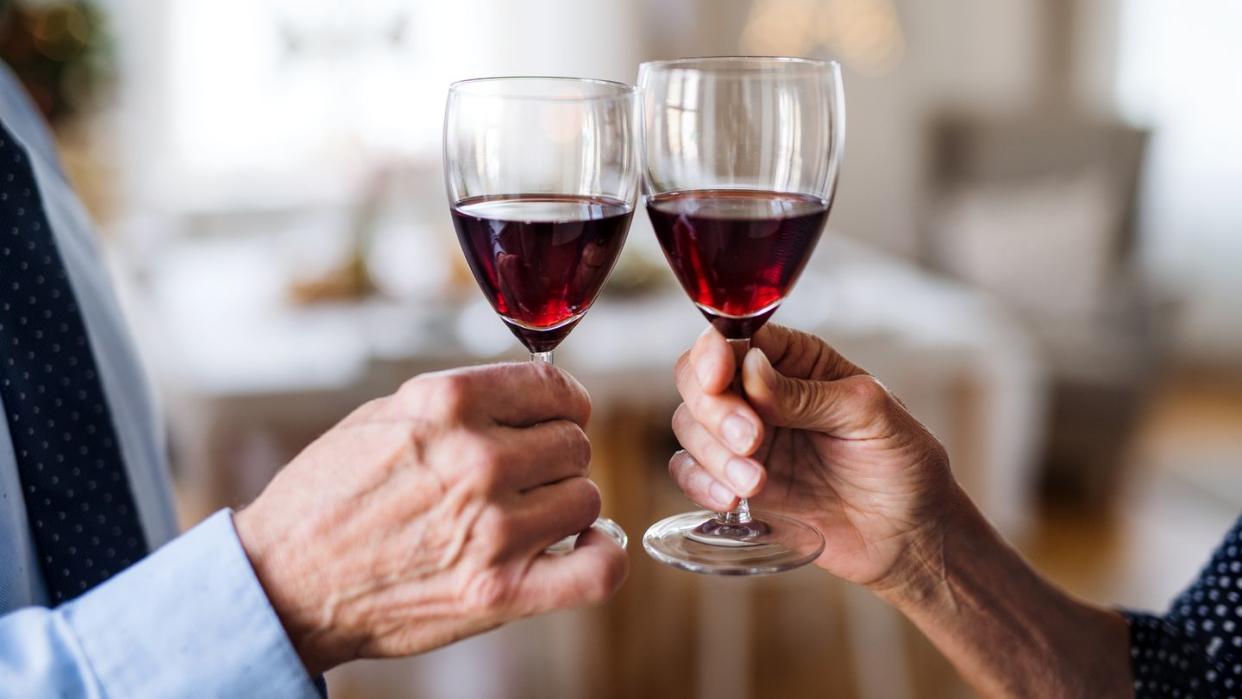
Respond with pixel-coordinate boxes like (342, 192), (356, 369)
(0, 65), (319, 697)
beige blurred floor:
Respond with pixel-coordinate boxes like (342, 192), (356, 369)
(1025, 369), (1242, 614)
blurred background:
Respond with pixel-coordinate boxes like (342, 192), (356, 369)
(3, 0), (1241, 696)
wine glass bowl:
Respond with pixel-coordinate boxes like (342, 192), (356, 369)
(444, 77), (639, 551)
(640, 56), (845, 575)
(451, 194), (633, 352)
(646, 189), (831, 339)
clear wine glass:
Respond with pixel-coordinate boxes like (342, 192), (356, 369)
(640, 57), (845, 575)
(444, 76), (640, 553)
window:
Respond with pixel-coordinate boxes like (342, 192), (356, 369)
(122, 0), (500, 210)
(1115, 0), (1242, 357)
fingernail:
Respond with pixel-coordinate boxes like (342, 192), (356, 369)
(725, 458), (761, 493)
(745, 348), (773, 382)
(709, 480), (736, 507)
(722, 414), (756, 452)
(748, 347), (770, 369)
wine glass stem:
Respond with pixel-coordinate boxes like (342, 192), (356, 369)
(720, 336), (754, 526)
(531, 350), (555, 365)
(722, 497), (753, 525)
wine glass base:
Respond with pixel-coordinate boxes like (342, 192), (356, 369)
(545, 516), (628, 555)
(686, 516), (771, 546)
(644, 510), (824, 575)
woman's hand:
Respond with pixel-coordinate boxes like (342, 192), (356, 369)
(669, 323), (956, 588)
(672, 324), (1135, 697)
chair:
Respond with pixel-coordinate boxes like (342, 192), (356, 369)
(922, 110), (1167, 502)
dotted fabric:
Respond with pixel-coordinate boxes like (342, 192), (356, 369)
(0, 121), (147, 604)
(1125, 516), (1242, 697)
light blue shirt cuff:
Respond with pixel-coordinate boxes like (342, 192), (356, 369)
(61, 509), (320, 698)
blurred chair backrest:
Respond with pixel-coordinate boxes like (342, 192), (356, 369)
(926, 112), (1148, 260)
(922, 111), (1149, 319)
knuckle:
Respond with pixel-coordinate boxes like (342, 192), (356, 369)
(561, 422), (592, 472)
(565, 379), (592, 424)
(582, 552), (626, 604)
(579, 479), (603, 519)
(342, 396), (387, 425)
(671, 403), (692, 432)
(850, 375), (889, 406)
(462, 567), (515, 615)
(524, 358), (559, 387)
(668, 450), (692, 478)
(525, 359), (555, 385)
(581, 574), (613, 606)
(536, 363), (592, 423)
(685, 467), (713, 497)
(474, 504), (513, 545)
(355, 396), (381, 412)
(406, 372), (472, 420)
(787, 379), (817, 419)
(928, 440), (950, 471)
(461, 437), (505, 489)
(674, 351), (690, 378)
(671, 452), (708, 492)
(562, 478), (602, 527)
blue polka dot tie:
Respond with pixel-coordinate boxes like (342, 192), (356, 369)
(0, 120), (147, 603)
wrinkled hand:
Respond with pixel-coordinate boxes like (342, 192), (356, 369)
(235, 362), (627, 675)
(669, 324), (954, 588)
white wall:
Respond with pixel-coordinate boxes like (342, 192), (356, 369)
(842, 0), (1046, 257)
(110, 0), (1056, 259)
(1116, 0), (1242, 365)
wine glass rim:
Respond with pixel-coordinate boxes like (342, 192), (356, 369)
(639, 55), (841, 72)
(448, 76), (638, 101)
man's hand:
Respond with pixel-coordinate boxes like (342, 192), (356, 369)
(668, 323), (955, 588)
(234, 362), (627, 675)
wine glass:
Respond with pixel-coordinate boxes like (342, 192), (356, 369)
(640, 57), (845, 575)
(444, 76), (640, 553)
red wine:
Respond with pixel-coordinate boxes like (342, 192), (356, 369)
(647, 189), (830, 338)
(453, 194), (632, 353)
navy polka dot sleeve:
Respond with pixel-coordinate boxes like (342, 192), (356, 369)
(1123, 517), (1242, 697)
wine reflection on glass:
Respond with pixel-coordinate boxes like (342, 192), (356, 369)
(640, 57), (846, 575)
(444, 77), (640, 553)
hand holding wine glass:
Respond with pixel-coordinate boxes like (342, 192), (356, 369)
(672, 325), (1141, 699)
(444, 76), (640, 551)
(640, 56), (846, 574)
(668, 323), (957, 588)
(236, 363), (627, 674)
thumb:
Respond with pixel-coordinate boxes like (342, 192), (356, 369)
(517, 527), (628, 616)
(741, 348), (888, 438)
